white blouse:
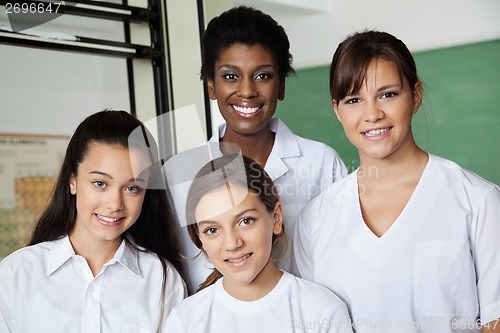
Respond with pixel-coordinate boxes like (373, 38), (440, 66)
(0, 236), (186, 333)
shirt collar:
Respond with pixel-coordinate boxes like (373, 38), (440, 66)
(209, 118), (301, 158)
(208, 118), (301, 180)
(46, 235), (141, 277)
(46, 235), (75, 276)
(265, 118), (300, 180)
(111, 238), (141, 277)
(269, 118), (301, 159)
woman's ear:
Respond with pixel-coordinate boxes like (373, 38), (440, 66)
(278, 80), (286, 101)
(332, 100), (341, 123)
(69, 174), (77, 195)
(207, 79), (217, 100)
(272, 201), (284, 235)
(413, 82), (423, 114)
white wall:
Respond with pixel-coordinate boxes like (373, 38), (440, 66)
(166, 0), (207, 152)
(0, 10), (130, 136)
(234, 0), (500, 68)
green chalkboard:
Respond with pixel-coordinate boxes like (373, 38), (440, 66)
(276, 39), (500, 184)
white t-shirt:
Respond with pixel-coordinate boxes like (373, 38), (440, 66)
(164, 118), (346, 294)
(0, 236), (187, 333)
(293, 154), (500, 333)
(165, 271), (353, 332)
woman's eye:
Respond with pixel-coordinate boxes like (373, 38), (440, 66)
(381, 92), (398, 99)
(345, 98), (360, 104)
(223, 73), (238, 80)
(238, 217), (255, 226)
(255, 73), (271, 80)
(125, 185), (142, 194)
(203, 227), (219, 235)
(93, 181), (106, 189)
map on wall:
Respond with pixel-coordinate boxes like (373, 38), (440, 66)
(0, 134), (69, 259)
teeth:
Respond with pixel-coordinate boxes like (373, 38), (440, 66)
(233, 105), (259, 114)
(364, 127), (390, 136)
(97, 214), (121, 222)
(226, 253), (251, 263)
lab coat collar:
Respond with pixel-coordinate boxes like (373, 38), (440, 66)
(209, 118), (301, 181)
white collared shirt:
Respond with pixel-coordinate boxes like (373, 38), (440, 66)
(165, 118), (347, 293)
(0, 236), (186, 333)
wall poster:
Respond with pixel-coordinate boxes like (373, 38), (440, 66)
(0, 134), (69, 259)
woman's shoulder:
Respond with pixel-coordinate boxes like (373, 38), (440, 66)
(274, 118), (343, 160)
(285, 272), (352, 328)
(170, 282), (216, 313)
(134, 248), (185, 281)
(0, 240), (55, 276)
(164, 284), (216, 332)
(289, 272), (346, 305)
(429, 154), (499, 192)
(293, 132), (343, 161)
(305, 171), (356, 206)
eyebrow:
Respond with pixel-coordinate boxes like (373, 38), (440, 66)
(217, 64), (276, 71)
(346, 83), (401, 97)
(89, 171), (146, 183)
(197, 208), (258, 226)
(377, 83), (401, 92)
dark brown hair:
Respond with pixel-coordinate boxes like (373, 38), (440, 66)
(329, 30), (420, 102)
(28, 110), (184, 331)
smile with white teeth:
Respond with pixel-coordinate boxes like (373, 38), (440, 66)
(96, 214), (122, 223)
(232, 105), (260, 114)
(225, 253), (252, 263)
(363, 127), (391, 137)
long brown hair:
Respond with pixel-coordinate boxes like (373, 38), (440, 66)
(186, 155), (286, 291)
(29, 110), (185, 332)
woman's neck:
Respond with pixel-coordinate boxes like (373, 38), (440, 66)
(222, 260), (282, 301)
(221, 126), (275, 167)
(358, 143), (428, 184)
(68, 232), (121, 277)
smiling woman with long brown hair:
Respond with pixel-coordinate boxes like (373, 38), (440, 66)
(0, 110), (186, 333)
(293, 30), (500, 333)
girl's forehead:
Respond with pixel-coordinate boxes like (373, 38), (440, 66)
(82, 142), (147, 162)
(347, 58), (403, 93)
(367, 58), (400, 80)
(78, 143), (151, 180)
(195, 183), (261, 222)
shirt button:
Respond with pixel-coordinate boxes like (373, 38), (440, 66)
(89, 287), (95, 292)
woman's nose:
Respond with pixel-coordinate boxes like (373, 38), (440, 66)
(105, 189), (124, 212)
(224, 230), (243, 251)
(237, 77), (257, 98)
(364, 101), (384, 122)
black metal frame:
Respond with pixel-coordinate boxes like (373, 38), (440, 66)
(0, 0), (170, 118)
(0, 1), (155, 23)
(196, 0), (211, 139)
(1, 0), (213, 153)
